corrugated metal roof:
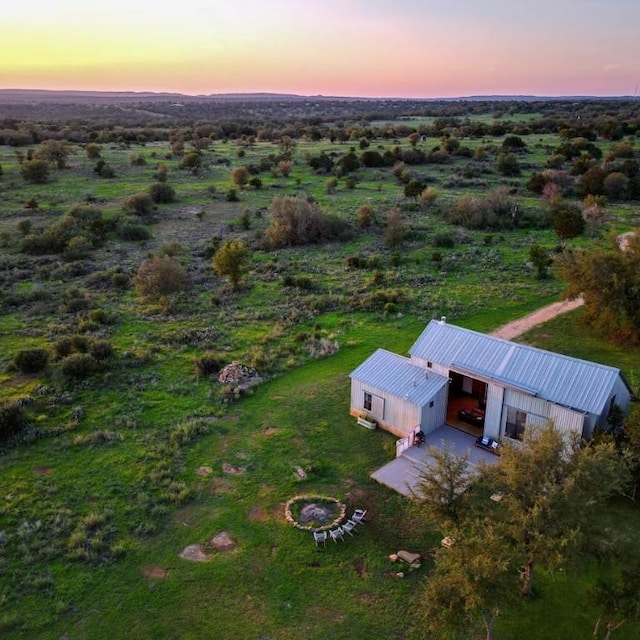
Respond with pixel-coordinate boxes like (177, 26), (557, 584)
(350, 348), (448, 407)
(409, 320), (622, 415)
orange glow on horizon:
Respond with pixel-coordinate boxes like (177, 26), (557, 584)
(3, 0), (639, 98)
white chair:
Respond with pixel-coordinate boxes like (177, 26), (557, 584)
(351, 509), (367, 525)
(341, 520), (358, 536)
(313, 531), (327, 547)
(329, 527), (345, 543)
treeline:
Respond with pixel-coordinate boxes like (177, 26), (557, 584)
(0, 98), (639, 146)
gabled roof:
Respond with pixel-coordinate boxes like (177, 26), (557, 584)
(350, 348), (448, 407)
(410, 319), (624, 416)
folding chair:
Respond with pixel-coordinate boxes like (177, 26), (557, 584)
(329, 527), (345, 543)
(351, 509), (367, 525)
(341, 520), (358, 536)
(313, 530), (327, 547)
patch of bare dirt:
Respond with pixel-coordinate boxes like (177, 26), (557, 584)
(222, 462), (246, 474)
(33, 467), (53, 475)
(142, 567), (169, 579)
(209, 477), (235, 494)
(196, 466), (213, 476)
(491, 297), (584, 340)
(262, 427), (277, 436)
(248, 504), (267, 521)
(353, 557), (369, 578)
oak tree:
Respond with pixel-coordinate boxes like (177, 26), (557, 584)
(212, 240), (249, 290)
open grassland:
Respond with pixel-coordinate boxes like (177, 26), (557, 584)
(1, 113), (639, 638)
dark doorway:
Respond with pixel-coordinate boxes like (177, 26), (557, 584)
(447, 372), (487, 436)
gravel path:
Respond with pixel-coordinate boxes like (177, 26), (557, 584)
(491, 297), (584, 340)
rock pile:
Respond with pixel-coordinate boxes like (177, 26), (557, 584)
(217, 362), (260, 387)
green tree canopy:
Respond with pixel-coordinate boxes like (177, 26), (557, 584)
(33, 139), (72, 169)
(212, 240), (250, 290)
(558, 233), (640, 343)
(552, 200), (585, 247)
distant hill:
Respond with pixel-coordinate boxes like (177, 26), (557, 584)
(0, 89), (314, 104)
(0, 88), (635, 105)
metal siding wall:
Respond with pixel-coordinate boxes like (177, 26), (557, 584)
(504, 389), (549, 416)
(420, 384), (448, 434)
(503, 388), (584, 435)
(351, 378), (420, 434)
(410, 356), (449, 378)
(484, 385), (504, 439)
(548, 404), (585, 435)
(386, 397), (421, 434)
(612, 377), (632, 413)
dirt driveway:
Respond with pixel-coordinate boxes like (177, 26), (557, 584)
(491, 297), (584, 340)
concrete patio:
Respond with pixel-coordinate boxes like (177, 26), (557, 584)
(370, 425), (500, 497)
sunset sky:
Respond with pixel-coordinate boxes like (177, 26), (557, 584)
(3, 0), (640, 98)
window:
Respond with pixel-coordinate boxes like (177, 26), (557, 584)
(429, 400), (434, 408)
(505, 407), (526, 440)
(427, 361), (433, 368)
(363, 392), (372, 412)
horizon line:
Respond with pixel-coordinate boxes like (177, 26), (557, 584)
(0, 87), (638, 101)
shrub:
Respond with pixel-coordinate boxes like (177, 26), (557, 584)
(446, 189), (516, 230)
(153, 163), (169, 182)
(14, 348), (49, 374)
(356, 204), (375, 228)
(231, 165), (250, 186)
(265, 196), (349, 248)
(85, 143), (101, 159)
(117, 222), (151, 241)
(0, 401), (29, 443)
(123, 192), (154, 217)
(61, 353), (97, 380)
(89, 340), (114, 362)
(420, 186), (439, 209)
(59, 288), (90, 314)
(433, 232), (455, 248)
(148, 182), (176, 204)
(383, 208), (405, 249)
(134, 254), (189, 300)
(54, 335), (90, 359)
(111, 272), (130, 289)
(99, 163), (115, 178)
(497, 152), (520, 176)
(20, 159), (49, 184)
(128, 152), (146, 166)
(21, 205), (105, 256)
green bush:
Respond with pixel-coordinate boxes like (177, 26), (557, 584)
(133, 254), (189, 300)
(265, 196), (349, 248)
(61, 353), (98, 380)
(117, 222), (151, 241)
(0, 401), (29, 443)
(20, 159), (49, 184)
(433, 232), (455, 248)
(89, 340), (114, 362)
(123, 192), (154, 217)
(14, 348), (49, 374)
(149, 182), (176, 204)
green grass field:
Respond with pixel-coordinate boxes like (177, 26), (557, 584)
(1, 122), (639, 638)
